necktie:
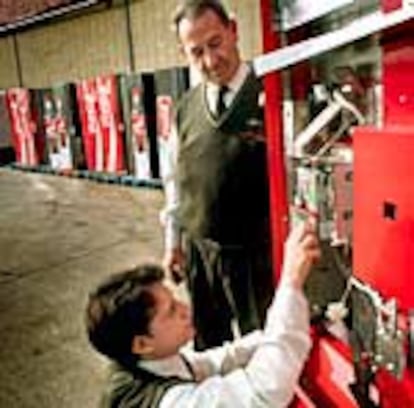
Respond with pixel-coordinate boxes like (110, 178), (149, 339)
(216, 86), (228, 117)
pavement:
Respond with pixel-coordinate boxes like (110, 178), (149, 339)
(0, 168), (165, 408)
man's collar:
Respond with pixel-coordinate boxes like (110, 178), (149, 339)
(226, 62), (250, 94)
(138, 353), (192, 380)
(207, 62), (250, 94)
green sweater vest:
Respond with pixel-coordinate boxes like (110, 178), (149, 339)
(176, 72), (270, 246)
(100, 362), (188, 408)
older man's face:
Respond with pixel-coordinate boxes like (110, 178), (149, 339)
(178, 9), (240, 86)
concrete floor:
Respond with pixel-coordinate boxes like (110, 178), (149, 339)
(0, 168), (165, 408)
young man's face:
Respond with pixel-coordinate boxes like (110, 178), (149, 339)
(136, 283), (195, 359)
(178, 9), (240, 86)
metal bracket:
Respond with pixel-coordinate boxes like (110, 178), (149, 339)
(254, 7), (414, 76)
(351, 277), (406, 380)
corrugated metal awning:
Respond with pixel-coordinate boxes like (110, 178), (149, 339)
(0, 0), (105, 34)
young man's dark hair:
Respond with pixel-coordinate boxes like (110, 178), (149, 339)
(173, 0), (231, 34)
(85, 264), (164, 368)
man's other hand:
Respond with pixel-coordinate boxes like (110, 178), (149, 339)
(163, 247), (186, 284)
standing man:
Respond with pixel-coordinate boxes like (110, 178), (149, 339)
(162, 0), (273, 350)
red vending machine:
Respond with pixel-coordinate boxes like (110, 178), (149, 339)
(118, 73), (157, 180)
(257, 0), (414, 406)
(76, 75), (125, 173)
(39, 83), (84, 171)
(6, 88), (46, 167)
(154, 67), (189, 179)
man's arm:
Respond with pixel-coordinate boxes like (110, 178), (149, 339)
(160, 220), (320, 407)
(159, 124), (185, 282)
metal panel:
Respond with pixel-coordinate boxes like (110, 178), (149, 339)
(382, 23), (414, 126)
(280, 0), (355, 31)
(254, 7), (414, 76)
(353, 128), (414, 311)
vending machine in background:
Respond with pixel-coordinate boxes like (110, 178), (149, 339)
(153, 67), (189, 179)
(0, 90), (15, 165)
(76, 74), (125, 174)
(6, 88), (46, 167)
(118, 73), (157, 180)
(39, 83), (84, 171)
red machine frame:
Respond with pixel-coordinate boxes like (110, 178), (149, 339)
(259, 0), (414, 406)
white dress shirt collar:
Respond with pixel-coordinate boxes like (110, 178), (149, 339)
(138, 353), (193, 380)
(206, 62), (250, 112)
(224, 61), (250, 95)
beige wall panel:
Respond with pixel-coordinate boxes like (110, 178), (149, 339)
(227, 0), (263, 59)
(130, 0), (186, 71)
(17, 7), (129, 88)
(129, 0), (261, 71)
(0, 37), (19, 88)
(1, 1), (262, 88)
